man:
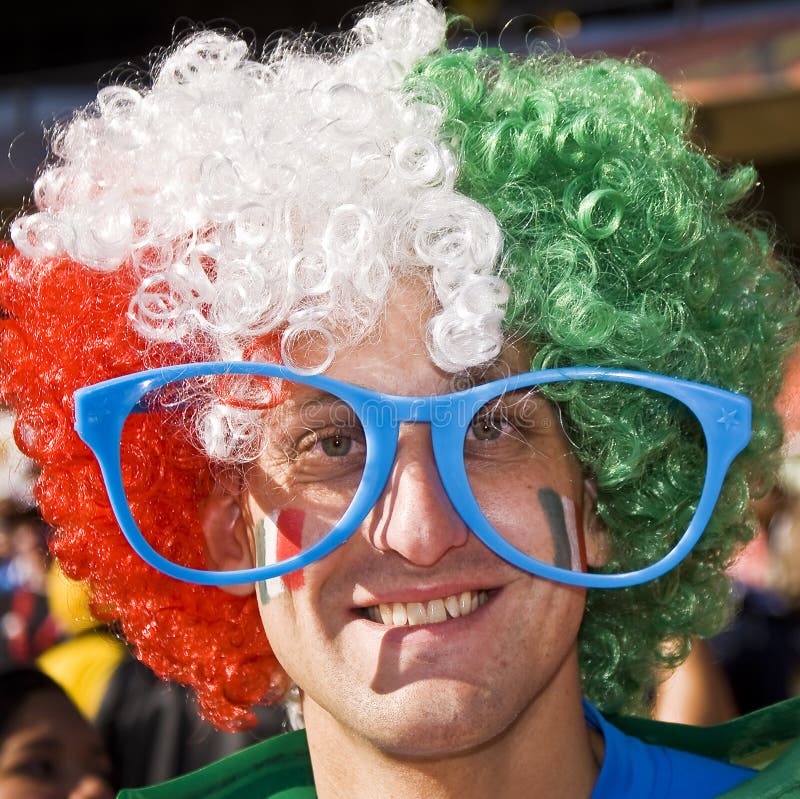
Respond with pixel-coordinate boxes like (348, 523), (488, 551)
(2, 1), (799, 796)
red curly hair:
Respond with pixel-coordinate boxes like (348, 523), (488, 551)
(0, 245), (289, 729)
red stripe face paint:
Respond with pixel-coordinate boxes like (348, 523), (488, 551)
(275, 509), (306, 591)
(255, 509), (307, 603)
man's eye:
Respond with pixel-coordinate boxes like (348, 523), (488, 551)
(12, 756), (58, 780)
(469, 416), (504, 441)
(319, 434), (353, 456)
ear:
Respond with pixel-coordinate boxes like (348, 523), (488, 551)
(199, 469), (255, 596)
(582, 478), (610, 569)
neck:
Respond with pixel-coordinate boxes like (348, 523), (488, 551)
(302, 657), (604, 799)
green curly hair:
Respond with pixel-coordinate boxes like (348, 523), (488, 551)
(407, 44), (800, 712)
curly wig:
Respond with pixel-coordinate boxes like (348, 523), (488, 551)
(1, 0), (798, 726)
(405, 44), (800, 709)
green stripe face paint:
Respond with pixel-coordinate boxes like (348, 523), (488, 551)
(537, 488), (581, 571)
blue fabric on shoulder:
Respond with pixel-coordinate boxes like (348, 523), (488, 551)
(584, 701), (756, 799)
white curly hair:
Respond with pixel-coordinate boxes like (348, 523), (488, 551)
(12, 0), (508, 379)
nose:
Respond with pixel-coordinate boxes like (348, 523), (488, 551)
(68, 774), (115, 799)
(366, 425), (469, 565)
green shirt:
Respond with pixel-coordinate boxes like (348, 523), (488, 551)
(118, 696), (800, 799)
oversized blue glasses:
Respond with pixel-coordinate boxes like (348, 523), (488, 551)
(74, 363), (751, 589)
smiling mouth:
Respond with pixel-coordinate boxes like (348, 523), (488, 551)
(362, 590), (489, 626)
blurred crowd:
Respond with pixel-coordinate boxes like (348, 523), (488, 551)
(654, 351), (800, 724)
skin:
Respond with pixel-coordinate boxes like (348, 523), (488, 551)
(0, 689), (113, 799)
(205, 280), (605, 798)
(0, 528), (12, 560)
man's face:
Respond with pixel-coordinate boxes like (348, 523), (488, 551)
(238, 281), (587, 757)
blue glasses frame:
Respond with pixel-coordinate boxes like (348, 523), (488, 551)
(74, 363), (751, 589)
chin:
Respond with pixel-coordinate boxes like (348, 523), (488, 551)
(346, 682), (520, 760)
(377, 727), (500, 760)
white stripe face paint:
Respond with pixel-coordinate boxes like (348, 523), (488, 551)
(255, 511), (285, 603)
(559, 495), (583, 571)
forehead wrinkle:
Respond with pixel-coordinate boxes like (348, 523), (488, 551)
(317, 280), (530, 394)
(323, 339), (534, 397)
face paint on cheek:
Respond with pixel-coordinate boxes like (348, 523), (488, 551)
(573, 497), (588, 572)
(537, 488), (582, 571)
(254, 509), (307, 603)
(255, 517), (280, 604)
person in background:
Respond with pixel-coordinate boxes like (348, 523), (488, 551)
(0, 506), (59, 669)
(0, 667), (114, 799)
(0, 415), (57, 669)
(655, 348), (800, 724)
(37, 552), (288, 787)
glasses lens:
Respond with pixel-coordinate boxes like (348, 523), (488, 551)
(120, 372), (366, 575)
(463, 380), (707, 575)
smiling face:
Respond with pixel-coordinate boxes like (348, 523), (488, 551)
(216, 280), (588, 757)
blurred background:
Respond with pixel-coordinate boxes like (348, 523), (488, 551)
(4, 0), (800, 250)
(2, 0), (800, 790)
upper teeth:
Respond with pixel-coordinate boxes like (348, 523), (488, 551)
(365, 590), (488, 626)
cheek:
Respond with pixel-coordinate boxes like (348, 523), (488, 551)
(255, 558), (333, 687)
(472, 469), (583, 570)
(257, 596), (301, 683)
(522, 574), (587, 656)
(0, 777), (36, 799)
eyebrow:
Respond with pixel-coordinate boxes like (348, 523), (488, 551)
(278, 386), (345, 407)
(1, 731), (61, 756)
(6, 734), (60, 753)
(266, 389), (358, 436)
(8, 735), (112, 768)
(461, 358), (528, 385)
